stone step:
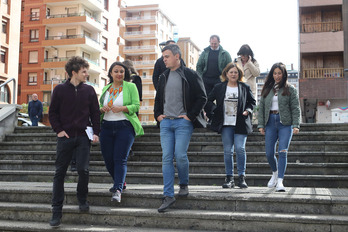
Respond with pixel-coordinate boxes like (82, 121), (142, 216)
(5, 131), (348, 142)
(1, 183), (348, 231)
(1, 182), (348, 216)
(1, 140), (347, 152)
(1, 160), (348, 175)
(1, 150), (348, 164)
(0, 220), (197, 232)
(0, 170), (348, 187)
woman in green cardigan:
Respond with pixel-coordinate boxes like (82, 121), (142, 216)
(258, 62), (300, 192)
(99, 62), (144, 203)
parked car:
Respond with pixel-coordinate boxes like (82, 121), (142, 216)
(18, 113), (45, 127)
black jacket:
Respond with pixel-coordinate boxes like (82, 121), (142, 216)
(154, 63), (207, 128)
(205, 81), (256, 134)
(152, 57), (186, 90)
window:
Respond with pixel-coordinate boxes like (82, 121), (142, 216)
(101, 57), (107, 70)
(28, 72), (37, 85)
(2, 20), (7, 34)
(30, 29), (39, 42)
(19, 42), (23, 52)
(18, 63), (22, 74)
(102, 36), (108, 50)
(104, 0), (109, 11)
(28, 51), (38, 63)
(20, 21), (24, 32)
(0, 49), (6, 63)
(30, 8), (40, 21)
(21, 1), (25, 11)
(102, 17), (108, 31)
(66, 50), (75, 58)
(82, 52), (90, 59)
(43, 91), (51, 105)
(66, 29), (76, 38)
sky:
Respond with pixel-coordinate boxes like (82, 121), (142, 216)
(126, 0), (299, 72)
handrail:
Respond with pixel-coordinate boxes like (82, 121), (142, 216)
(0, 78), (16, 104)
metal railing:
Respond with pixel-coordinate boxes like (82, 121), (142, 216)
(302, 68), (344, 79)
(124, 45), (156, 50)
(124, 30), (157, 36)
(124, 16), (156, 21)
(45, 34), (100, 45)
(0, 78), (16, 104)
(46, 12), (101, 24)
(301, 21), (342, 33)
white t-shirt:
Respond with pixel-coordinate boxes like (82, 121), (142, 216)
(223, 86), (238, 126)
(103, 90), (128, 121)
(270, 95), (279, 111)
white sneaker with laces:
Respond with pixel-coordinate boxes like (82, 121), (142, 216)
(267, 171), (278, 188)
(112, 190), (121, 202)
(276, 178), (286, 192)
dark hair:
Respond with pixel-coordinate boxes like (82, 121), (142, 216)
(162, 44), (182, 59)
(122, 59), (138, 75)
(220, 63), (245, 83)
(237, 44), (256, 62)
(261, 62), (290, 97)
(166, 39), (175, 45)
(210, 35), (220, 42)
(65, 56), (89, 78)
(107, 61), (130, 83)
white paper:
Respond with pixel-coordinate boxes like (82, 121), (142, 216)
(85, 126), (94, 141)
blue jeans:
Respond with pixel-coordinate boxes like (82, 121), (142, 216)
(160, 118), (193, 197)
(52, 135), (91, 213)
(265, 114), (293, 179)
(30, 116), (39, 126)
(221, 126), (248, 177)
(100, 120), (135, 192)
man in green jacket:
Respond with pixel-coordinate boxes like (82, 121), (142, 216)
(196, 35), (232, 95)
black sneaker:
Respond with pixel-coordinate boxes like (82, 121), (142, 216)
(49, 212), (62, 227)
(178, 184), (189, 196)
(158, 196), (176, 213)
(238, 175), (248, 188)
(222, 176), (235, 188)
(79, 201), (90, 212)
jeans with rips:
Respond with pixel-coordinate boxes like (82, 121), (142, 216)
(265, 114), (293, 179)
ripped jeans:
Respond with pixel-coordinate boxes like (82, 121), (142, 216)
(265, 114), (293, 179)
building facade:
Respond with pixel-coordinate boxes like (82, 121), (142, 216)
(299, 0), (348, 123)
(1, 0), (21, 104)
(18, 0), (122, 108)
(177, 37), (201, 71)
(119, 4), (175, 124)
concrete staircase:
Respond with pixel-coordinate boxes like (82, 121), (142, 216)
(0, 124), (348, 231)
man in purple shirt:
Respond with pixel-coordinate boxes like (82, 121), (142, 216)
(48, 56), (100, 227)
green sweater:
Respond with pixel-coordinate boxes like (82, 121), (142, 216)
(99, 81), (144, 137)
(196, 45), (232, 78)
(258, 85), (301, 129)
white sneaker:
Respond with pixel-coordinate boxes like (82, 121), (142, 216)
(112, 190), (121, 202)
(267, 171), (278, 188)
(276, 178), (286, 192)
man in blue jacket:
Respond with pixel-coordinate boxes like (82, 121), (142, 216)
(28, 93), (43, 126)
(48, 56), (100, 227)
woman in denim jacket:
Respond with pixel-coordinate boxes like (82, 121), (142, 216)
(258, 62), (300, 192)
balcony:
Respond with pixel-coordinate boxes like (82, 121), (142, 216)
(41, 57), (68, 69)
(142, 90), (155, 99)
(42, 34), (102, 53)
(117, 37), (125, 45)
(84, 57), (102, 74)
(123, 30), (157, 40)
(141, 75), (153, 84)
(44, 0), (104, 12)
(43, 12), (102, 32)
(302, 68), (344, 79)
(123, 45), (158, 55)
(301, 21), (342, 33)
(300, 31), (344, 53)
(139, 105), (154, 114)
(299, 0), (342, 7)
(118, 18), (125, 27)
(133, 60), (156, 69)
(124, 16), (157, 25)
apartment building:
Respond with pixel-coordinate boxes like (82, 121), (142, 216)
(18, 0), (122, 108)
(299, 0), (348, 123)
(177, 37), (201, 71)
(1, 0), (21, 104)
(120, 4), (175, 124)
